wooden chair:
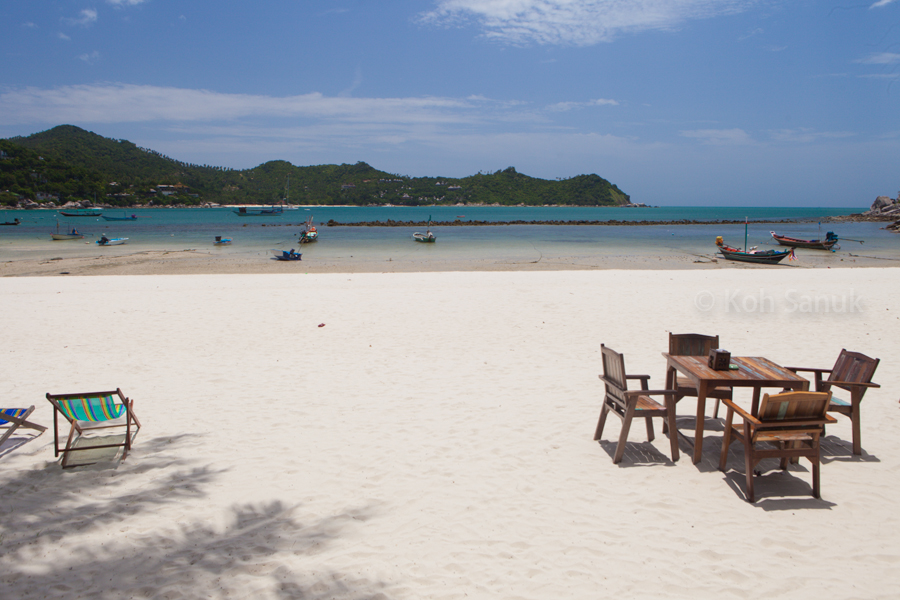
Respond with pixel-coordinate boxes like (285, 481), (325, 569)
(786, 350), (880, 455)
(719, 391), (835, 502)
(595, 344), (679, 463)
(46, 389), (141, 468)
(668, 333), (732, 419)
(0, 406), (47, 446)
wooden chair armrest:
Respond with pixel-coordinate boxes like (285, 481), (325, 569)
(825, 380), (880, 389)
(826, 414), (838, 424)
(784, 366), (831, 375)
(721, 398), (761, 425)
(625, 374), (651, 380)
(624, 389), (677, 398)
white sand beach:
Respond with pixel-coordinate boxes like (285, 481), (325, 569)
(1, 269), (898, 599)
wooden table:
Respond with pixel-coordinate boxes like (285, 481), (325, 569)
(662, 354), (809, 464)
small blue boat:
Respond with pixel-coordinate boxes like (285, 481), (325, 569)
(271, 249), (302, 261)
(102, 213), (138, 221)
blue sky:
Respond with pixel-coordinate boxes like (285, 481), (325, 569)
(1, 1), (898, 206)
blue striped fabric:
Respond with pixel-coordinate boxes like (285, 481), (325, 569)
(0, 408), (27, 425)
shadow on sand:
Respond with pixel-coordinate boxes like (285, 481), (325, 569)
(0, 435), (389, 599)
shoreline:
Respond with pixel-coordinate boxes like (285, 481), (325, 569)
(2, 248), (897, 277)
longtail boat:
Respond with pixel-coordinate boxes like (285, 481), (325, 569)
(770, 231), (838, 251)
(716, 237), (792, 264)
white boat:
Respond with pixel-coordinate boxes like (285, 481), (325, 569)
(96, 235), (128, 246)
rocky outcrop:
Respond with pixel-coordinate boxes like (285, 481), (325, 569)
(864, 194), (900, 218)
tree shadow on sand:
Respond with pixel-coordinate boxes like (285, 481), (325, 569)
(0, 435), (390, 599)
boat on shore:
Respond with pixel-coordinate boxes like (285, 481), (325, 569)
(716, 236), (792, 264)
(60, 209), (102, 217)
(299, 216), (318, 243)
(770, 231), (839, 251)
(233, 206), (284, 216)
(271, 249), (302, 261)
(214, 236), (232, 245)
(102, 213), (138, 221)
(96, 235), (127, 246)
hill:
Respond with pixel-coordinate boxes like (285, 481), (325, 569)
(3, 125), (630, 207)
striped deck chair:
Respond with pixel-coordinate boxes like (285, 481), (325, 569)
(0, 406), (47, 446)
(46, 389), (141, 468)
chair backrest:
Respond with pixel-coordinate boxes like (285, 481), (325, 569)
(600, 344), (629, 407)
(0, 408), (29, 426)
(669, 333), (719, 357)
(827, 349), (879, 393)
(757, 391), (832, 424)
(47, 391), (126, 423)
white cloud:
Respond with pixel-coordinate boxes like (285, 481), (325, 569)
(680, 128), (752, 144)
(77, 51), (101, 64)
(870, 0), (897, 8)
(768, 129), (855, 143)
(419, 0), (759, 46)
(548, 98), (619, 111)
(64, 9), (98, 27)
(0, 84), (487, 126)
(856, 52), (900, 65)
(22, 22), (37, 28)
(107, 0), (148, 5)
(58, 32), (72, 41)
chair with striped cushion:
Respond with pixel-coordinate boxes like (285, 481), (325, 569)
(46, 389), (141, 468)
(719, 391), (834, 502)
(0, 406), (47, 447)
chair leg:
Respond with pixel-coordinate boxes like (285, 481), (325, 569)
(645, 416), (655, 442)
(719, 428), (731, 472)
(61, 422), (78, 469)
(614, 406), (636, 464)
(713, 399), (720, 419)
(811, 454), (821, 499)
(851, 401), (862, 455)
(594, 402), (611, 441)
(743, 423), (755, 502)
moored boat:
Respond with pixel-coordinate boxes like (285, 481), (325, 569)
(299, 216), (318, 243)
(716, 237), (792, 264)
(413, 215), (436, 243)
(60, 209), (102, 217)
(102, 213), (138, 221)
(1, 218), (21, 226)
(770, 231), (838, 251)
(96, 235), (128, 246)
(233, 206), (284, 216)
(51, 222), (84, 240)
(214, 236), (232, 245)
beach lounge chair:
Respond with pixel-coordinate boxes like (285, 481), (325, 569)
(595, 344), (679, 463)
(719, 391), (834, 502)
(0, 406), (47, 446)
(786, 350), (880, 455)
(668, 333), (733, 419)
(45, 389), (141, 468)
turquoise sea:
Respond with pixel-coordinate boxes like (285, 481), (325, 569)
(1, 205), (895, 265)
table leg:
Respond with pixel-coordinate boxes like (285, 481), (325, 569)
(663, 366), (676, 435)
(693, 381), (708, 465)
(751, 387), (761, 417)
